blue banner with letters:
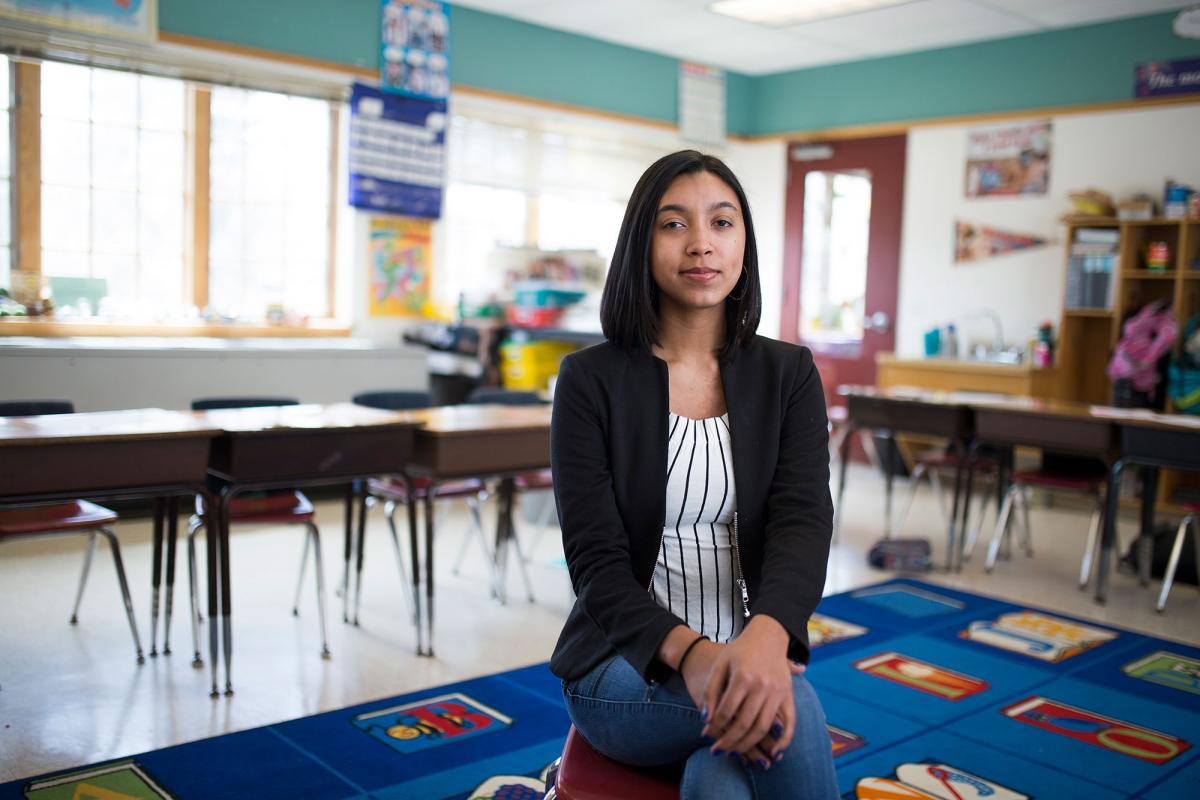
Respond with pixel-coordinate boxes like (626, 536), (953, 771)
(1135, 59), (1200, 98)
(348, 82), (446, 219)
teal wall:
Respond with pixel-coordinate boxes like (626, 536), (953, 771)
(158, 3), (1199, 138)
(158, 0), (755, 134)
(752, 12), (1200, 135)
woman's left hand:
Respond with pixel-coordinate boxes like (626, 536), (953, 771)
(701, 615), (795, 762)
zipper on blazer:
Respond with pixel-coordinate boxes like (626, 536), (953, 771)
(647, 526), (668, 592)
(730, 510), (750, 619)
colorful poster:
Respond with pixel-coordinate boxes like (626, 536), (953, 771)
(964, 121), (1051, 197)
(1003, 696), (1191, 764)
(369, 216), (432, 317)
(954, 221), (1048, 263)
(960, 610), (1117, 662)
(0, 0), (156, 41)
(352, 692), (512, 754)
(381, 0), (450, 101)
(1122, 650), (1200, 695)
(1135, 59), (1200, 99)
(854, 652), (989, 700)
(349, 82), (446, 218)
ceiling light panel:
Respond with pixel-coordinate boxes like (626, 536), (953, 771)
(709, 0), (914, 27)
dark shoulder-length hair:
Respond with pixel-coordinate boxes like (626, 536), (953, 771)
(599, 149), (761, 360)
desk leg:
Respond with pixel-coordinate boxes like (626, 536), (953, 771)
(945, 441), (966, 572)
(1138, 467), (1159, 587)
(834, 424), (854, 543)
(493, 477), (519, 605)
(883, 434), (896, 539)
(353, 482), (369, 626)
(149, 498), (165, 657)
(423, 486), (436, 658)
(954, 442), (976, 572)
(1096, 460), (1127, 605)
(342, 483), (355, 624)
(220, 490), (234, 696)
(163, 496), (180, 655)
(205, 491), (222, 697)
(402, 475), (425, 655)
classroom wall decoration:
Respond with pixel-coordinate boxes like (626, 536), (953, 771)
(954, 220), (1048, 264)
(368, 216), (432, 318)
(349, 82), (446, 218)
(0, 0), (156, 41)
(381, 0), (450, 101)
(964, 120), (1051, 197)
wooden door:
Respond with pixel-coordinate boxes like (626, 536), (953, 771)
(781, 135), (907, 405)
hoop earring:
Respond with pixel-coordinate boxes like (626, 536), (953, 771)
(726, 268), (747, 302)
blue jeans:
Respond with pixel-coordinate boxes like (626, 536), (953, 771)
(561, 654), (838, 799)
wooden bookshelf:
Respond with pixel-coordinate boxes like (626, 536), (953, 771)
(1057, 217), (1200, 506)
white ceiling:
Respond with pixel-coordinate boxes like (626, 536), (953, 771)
(451, 0), (1196, 75)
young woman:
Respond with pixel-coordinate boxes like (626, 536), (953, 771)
(550, 150), (837, 798)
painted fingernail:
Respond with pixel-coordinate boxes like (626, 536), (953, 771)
(757, 759), (770, 770)
(701, 735), (714, 745)
(770, 722), (783, 738)
(774, 751), (785, 763)
(701, 706), (709, 723)
(712, 749), (725, 757)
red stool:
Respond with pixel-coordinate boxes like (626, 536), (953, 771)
(549, 726), (681, 800)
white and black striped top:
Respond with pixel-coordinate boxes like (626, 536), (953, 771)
(650, 411), (744, 644)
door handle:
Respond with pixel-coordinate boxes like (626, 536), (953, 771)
(864, 311), (891, 334)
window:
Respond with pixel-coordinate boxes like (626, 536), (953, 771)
(208, 87), (333, 319)
(0, 57), (12, 290)
(40, 61), (186, 315)
(436, 104), (674, 307)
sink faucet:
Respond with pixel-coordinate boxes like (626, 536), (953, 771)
(961, 309), (1005, 353)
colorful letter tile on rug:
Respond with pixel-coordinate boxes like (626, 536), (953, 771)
(3, 579), (1197, 799)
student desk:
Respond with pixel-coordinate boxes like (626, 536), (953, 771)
(190, 403), (420, 696)
(0, 408), (221, 683)
(398, 404), (552, 657)
(835, 386), (976, 569)
(1097, 410), (1200, 604)
(969, 397), (1119, 573)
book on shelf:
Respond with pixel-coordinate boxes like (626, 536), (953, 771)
(1065, 231), (1116, 310)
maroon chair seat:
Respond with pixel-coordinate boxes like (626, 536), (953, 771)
(0, 500), (117, 536)
(228, 490), (315, 524)
(553, 726), (681, 800)
(915, 451), (996, 472)
(1011, 470), (1103, 492)
(367, 476), (486, 501)
(515, 469), (554, 492)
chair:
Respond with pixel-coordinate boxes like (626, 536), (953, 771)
(547, 726), (681, 800)
(894, 447), (996, 549)
(1158, 502), (1199, 612)
(186, 397), (331, 662)
(344, 389), (488, 626)
(461, 387), (545, 603)
(983, 454), (1108, 588)
(0, 500), (145, 664)
(0, 401), (144, 663)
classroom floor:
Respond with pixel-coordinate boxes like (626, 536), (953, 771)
(1, 462), (1197, 784)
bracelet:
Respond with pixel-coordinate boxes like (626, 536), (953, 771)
(677, 634), (709, 674)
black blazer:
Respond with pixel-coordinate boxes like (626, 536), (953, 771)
(549, 335), (833, 682)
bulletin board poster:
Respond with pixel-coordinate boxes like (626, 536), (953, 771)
(349, 82), (446, 218)
(381, 0), (451, 101)
(369, 216), (432, 318)
(0, 0), (156, 41)
(1135, 59), (1200, 99)
(964, 120), (1051, 198)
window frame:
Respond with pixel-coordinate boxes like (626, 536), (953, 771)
(3, 57), (346, 337)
